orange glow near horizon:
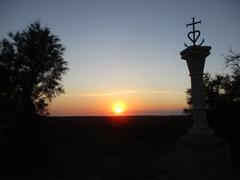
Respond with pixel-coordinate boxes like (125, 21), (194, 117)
(49, 90), (186, 116)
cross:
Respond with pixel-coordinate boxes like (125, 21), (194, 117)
(186, 17), (201, 31)
(184, 17), (204, 47)
(186, 17), (201, 44)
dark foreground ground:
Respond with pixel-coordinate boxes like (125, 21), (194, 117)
(0, 116), (239, 180)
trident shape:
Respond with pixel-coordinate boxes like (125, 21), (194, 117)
(184, 17), (204, 47)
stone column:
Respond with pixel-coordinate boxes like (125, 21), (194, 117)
(180, 46), (214, 135)
(177, 46), (232, 180)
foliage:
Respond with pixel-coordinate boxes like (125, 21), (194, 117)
(224, 48), (240, 75)
(0, 21), (68, 121)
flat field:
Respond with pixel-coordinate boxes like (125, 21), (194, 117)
(1, 116), (239, 180)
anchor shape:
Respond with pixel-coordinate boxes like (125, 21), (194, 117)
(184, 17), (204, 47)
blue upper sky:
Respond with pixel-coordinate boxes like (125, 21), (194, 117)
(1, 0), (240, 115)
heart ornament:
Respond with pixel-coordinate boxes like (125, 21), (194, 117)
(187, 30), (201, 45)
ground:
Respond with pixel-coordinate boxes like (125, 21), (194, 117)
(0, 116), (239, 180)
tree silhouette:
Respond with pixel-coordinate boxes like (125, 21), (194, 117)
(0, 21), (68, 122)
(224, 48), (240, 75)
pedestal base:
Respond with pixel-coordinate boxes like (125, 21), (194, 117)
(188, 127), (214, 135)
(177, 134), (232, 180)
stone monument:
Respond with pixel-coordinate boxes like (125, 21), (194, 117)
(177, 17), (232, 180)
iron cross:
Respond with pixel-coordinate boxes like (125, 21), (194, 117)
(184, 17), (204, 47)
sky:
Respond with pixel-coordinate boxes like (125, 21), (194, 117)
(1, 0), (240, 116)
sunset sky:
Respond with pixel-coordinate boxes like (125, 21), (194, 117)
(1, 0), (240, 116)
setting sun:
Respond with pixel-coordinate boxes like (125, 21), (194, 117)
(112, 102), (125, 115)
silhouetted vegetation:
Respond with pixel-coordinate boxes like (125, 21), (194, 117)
(184, 72), (240, 116)
(0, 21), (68, 125)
